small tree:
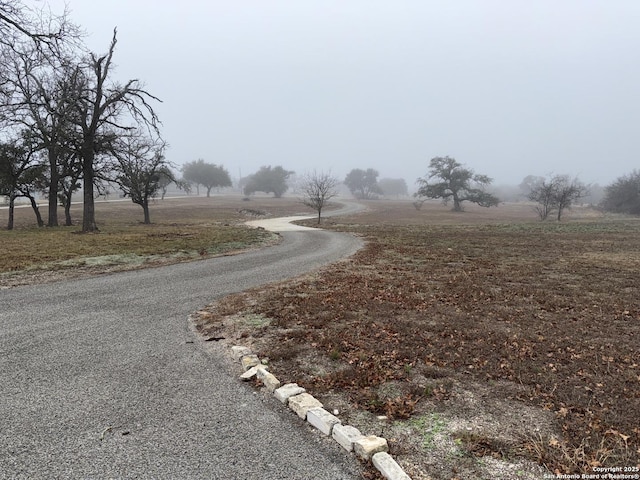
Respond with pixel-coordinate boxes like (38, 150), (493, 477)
(527, 177), (557, 220)
(528, 174), (587, 221)
(553, 175), (587, 221)
(601, 170), (640, 215)
(244, 165), (293, 198)
(416, 156), (499, 211)
(110, 134), (173, 224)
(344, 168), (382, 200)
(301, 170), (338, 224)
(57, 150), (82, 226)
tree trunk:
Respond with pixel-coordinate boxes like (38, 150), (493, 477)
(47, 149), (59, 227)
(27, 195), (44, 227)
(64, 196), (73, 226)
(81, 145), (98, 232)
(7, 194), (15, 230)
(317, 209), (322, 224)
(142, 201), (151, 224)
(206, 186), (211, 198)
(453, 194), (462, 212)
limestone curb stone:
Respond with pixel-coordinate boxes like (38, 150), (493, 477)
(288, 392), (323, 420)
(239, 365), (259, 381)
(256, 366), (281, 393)
(372, 452), (411, 480)
(231, 345), (252, 360)
(274, 383), (306, 404)
(306, 407), (341, 436)
(230, 346), (412, 479)
(353, 435), (389, 461)
(240, 354), (260, 371)
(331, 424), (364, 452)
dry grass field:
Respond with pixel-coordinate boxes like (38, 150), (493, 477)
(0, 195), (309, 287)
(4, 195), (639, 478)
(195, 199), (640, 479)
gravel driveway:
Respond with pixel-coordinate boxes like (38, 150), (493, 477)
(0, 225), (363, 479)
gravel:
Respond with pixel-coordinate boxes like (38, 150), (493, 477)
(0, 229), (364, 479)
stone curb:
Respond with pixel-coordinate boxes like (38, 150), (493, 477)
(232, 345), (412, 480)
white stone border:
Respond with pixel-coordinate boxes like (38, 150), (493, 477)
(234, 345), (412, 480)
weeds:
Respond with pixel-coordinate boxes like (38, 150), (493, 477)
(410, 413), (448, 449)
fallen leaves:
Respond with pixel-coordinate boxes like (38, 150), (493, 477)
(216, 220), (640, 474)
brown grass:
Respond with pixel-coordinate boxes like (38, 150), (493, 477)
(6, 195), (639, 477)
(0, 195), (309, 284)
(197, 199), (640, 478)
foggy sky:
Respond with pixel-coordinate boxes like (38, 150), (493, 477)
(44, 0), (640, 187)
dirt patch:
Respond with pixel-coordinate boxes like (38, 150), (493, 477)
(194, 200), (640, 479)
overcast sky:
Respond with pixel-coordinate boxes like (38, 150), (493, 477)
(42, 0), (640, 187)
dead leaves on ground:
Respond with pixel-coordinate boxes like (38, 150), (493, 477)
(218, 222), (640, 473)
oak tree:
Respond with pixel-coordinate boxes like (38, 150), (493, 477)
(416, 156), (499, 211)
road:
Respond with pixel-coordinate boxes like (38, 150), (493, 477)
(0, 208), (364, 479)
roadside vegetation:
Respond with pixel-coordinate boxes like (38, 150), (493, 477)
(0, 196), (305, 287)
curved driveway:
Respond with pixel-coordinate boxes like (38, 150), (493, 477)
(0, 206), (364, 479)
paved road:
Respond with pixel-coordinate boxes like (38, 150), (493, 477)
(0, 215), (364, 478)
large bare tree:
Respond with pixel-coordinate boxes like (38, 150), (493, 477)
(73, 29), (161, 232)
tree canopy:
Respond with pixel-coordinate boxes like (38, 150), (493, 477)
(244, 165), (293, 198)
(344, 168), (382, 200)
(378, 177), (408, 197)
(601, 170), (640, 215)
(182, 159), (231, 197)
(416, 156), (499, 211)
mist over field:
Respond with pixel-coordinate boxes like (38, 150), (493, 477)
(44, 0), (640, 188)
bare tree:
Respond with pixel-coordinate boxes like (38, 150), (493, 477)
(528, 177), (557, 220)
(57, 148), (82, 226)
(528, 174), (587, 221)
(301, 170), (338, 224)
(5, 44), (82, 226)
(109, 133), (172, 224)
(552, 175), (587, 221)
(0, 1), (73, 48)
(0, 135), (46, 229)
(73, 29), (161, 232)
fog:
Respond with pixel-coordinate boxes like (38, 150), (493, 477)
(46, 0), (640, 188)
